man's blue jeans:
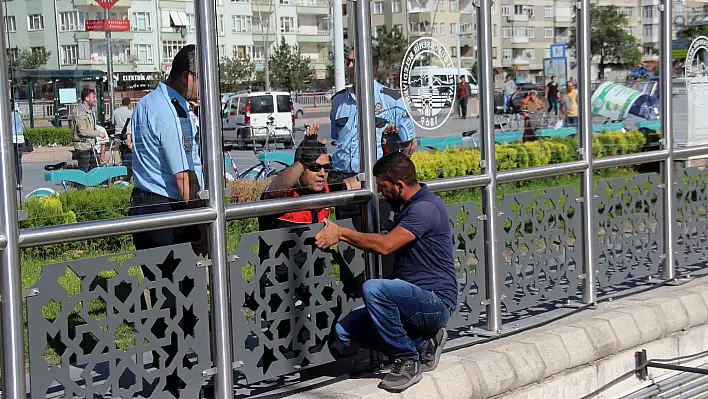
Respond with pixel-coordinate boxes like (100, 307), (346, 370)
(504, 93), (513, 113)
(334, 279), (451, 360)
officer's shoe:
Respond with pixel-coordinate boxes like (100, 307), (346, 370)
(377, 358), (423, 392)
(420, 328), (448, 372)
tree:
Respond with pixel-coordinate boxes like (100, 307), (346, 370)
(219, 55), (255, 91)
(373, 26), (408, 87)
(568, 6), (642, 80)
(677, 24), (708, 40)
(268, 37), (316, 92)
(8, 47), (51, 76)
(325, 43), (351, 88)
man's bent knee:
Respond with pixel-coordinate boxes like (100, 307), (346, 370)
(361, 279), (387, 301)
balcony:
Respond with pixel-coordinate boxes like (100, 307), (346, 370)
(643, 34), (659, 43)
(297, 28), (330, 42)
(73, 0), (131, 7)
(512, 57), (530, 65)
(502, 58), (512, 67)
(642, 0), (659, 6)
(508, 14), (529, 22)
(252, 27), (277, 41)
(252, 0), (275, 13)
(296, 0), (329, 14)
(555, 7), (572, 23)
(511, 36), (529, 44)
(408, 11), (434, 23)
(643, 16), (660, 24)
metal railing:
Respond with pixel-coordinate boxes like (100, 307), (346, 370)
(1, 0), (706, 397)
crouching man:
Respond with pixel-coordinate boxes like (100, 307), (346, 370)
(315, 152), (456, 392)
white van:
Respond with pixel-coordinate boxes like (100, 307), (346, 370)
(222, 91), (295, 148)
(407, 67), (478, 108)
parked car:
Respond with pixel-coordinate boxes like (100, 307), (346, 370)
(220, 92), (235, 109)
(222, 91), (296, 148)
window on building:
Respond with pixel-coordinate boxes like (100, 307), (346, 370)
(503, 49), (511, 60)
(643, 25), (654, 37)
(59, 11), (86, 32)
(624, 27), (632, 35)
(545, 48), (551, 58)
(515, 27), (526, 37)
(109, 12), (129, 20)
(492, 47), (497, 58)
(280, 17), (295, 33)
(502, 5), (510, 16)
(4, 16), (15, 32)
(527, 27), (535, 38)
(61, 45), (78, 64)
(343, 3), (347, 15)
(392, 0), (402, 13)
(163, 40), (186, 63)
(233, 15), (252, 33)
(373, 1), (384, 14)
(374, 25), (384, 38)
(544, 6), (553, 17)
(514, 5), (524, 15)
(450, 0), (457, 12)
(527, 6), (534, 18)
(132, 12), (151, 32)
(544, 27), (553, 38)
(186, 13), (195, 32)
(451, 47), (457, 57)
(436, 0), (444, 11)
(219, 14), (225, 35)
(502, 26), (511, 38)
(625, 7), (633, 18)
(253, 45), (265, 60)
(491, 2), (495, 13)
(394, 24), (403, 32)
(27, 14), (44, 31)
(493, 24), (497, 37)
(643, 6), (653, 19)
(527, 49), (535, 59)
(134, 44), (154, 63)
(234, 45), (253, 58)
(450, 23), (457, 34)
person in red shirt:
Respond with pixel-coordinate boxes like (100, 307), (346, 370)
(457, 76), (472, 119)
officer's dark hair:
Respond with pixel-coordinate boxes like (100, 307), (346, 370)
(80, 87), (95, 102)
(373, 152), (417, 187)
(167, 44), (197, 83)
(121, 97), (131, 106)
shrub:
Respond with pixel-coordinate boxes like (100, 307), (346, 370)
(20, 197), (77, 229)
(24, 128), (72, 147)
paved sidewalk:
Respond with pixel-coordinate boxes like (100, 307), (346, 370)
(23, 146), (73, 163)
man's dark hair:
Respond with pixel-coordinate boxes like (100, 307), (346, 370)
(121, 97), (131, 106)
(80, 87), (95, 102)
(167, 44), (198, 83)
(373, 152), (417, 186)
(551, 75), (556, 79)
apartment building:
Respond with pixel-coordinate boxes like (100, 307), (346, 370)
(3, 0), (333, 85)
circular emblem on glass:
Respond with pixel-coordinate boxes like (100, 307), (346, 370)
(400, 37), (456, 131)
(685, 36), (708, 107)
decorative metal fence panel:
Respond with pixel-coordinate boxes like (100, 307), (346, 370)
(445, 202), (487, 329)
(676, 167), (708, 272)
(229, 220), (366, 384)
(498, 185), (583, 312)
(595, 173), (664, 286)
(26, 244), (212, 399)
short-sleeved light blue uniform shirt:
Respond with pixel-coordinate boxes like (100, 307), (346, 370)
(330, 81), (416, 174)
(132, 82), (203, 200)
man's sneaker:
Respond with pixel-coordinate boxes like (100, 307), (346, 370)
(377, 358), (423, 392)
(420, 328), (448, 372)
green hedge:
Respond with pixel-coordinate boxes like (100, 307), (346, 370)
(411, 130), (646, 180)
(24, 128), (72, 147)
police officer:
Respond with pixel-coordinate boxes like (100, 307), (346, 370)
(128, 44), (204, 253)
(331, 47), (417, 234)
(73, 88), (107, 172)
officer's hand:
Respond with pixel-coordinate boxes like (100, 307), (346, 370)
(383, 123), (398, 136)
(315, 219), (341, 249)
(305, 123), (320, 139)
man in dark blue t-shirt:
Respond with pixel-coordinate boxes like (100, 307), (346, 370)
(315, 152), (456, 393)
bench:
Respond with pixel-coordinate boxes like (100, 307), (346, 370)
(636, 120), (661, 131)
(537, 127), (577, 138)
(495, 131), (523, 144)
(45, 166), (128, 187)
(592, 123), (626, 133)
(417, 136), (464, 151)
(257, 151), (295, 166)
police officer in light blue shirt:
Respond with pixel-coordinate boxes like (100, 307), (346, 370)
(330, 48), (417, 175)
(128, 44), (204, 252)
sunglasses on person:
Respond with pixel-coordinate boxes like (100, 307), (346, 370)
(307, 163), (331, 173)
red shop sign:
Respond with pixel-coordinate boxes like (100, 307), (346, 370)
(85, 19), (131, 32)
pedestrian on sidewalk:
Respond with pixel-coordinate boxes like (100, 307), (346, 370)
(545, 75), (559, 116)
(503, 74), (516, 114)
(113, 97), (133, 180)
(457, 75), (472, 119)
(316, 152), (456, 393)
(561, 80), (579, 128)
(11, 100), (24, 188)
(72, 88), (107, 171)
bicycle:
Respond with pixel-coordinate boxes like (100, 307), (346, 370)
(224, 124), (309, 181)
(238, 115), (295, 150)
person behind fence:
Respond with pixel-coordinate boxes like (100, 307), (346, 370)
(561, 80), (579, 128)
(503, 74), (516, 114)
(113, 97), (134, 180)
(11, 100), (25, 188)
(457, 75), (472, 119)
(545, 75), (559, 115)
(129, 44), (205, 254)
(522, 90), (545, 142)
(315, 152), (456, 393)
(73, 88), (107, 172)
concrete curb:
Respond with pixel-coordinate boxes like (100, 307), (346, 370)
(294, 277), (708, 399)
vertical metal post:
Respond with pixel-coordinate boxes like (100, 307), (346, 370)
(577, 0), (596, 303)
(477, 0), (501, 333)
(195, 0), (234, 397)
(28, 79), (34, 128)
(660, 0), (675, 280)
(104, 9), (115, 119)
(0, 2), (27, 397)
(353, 0), (381, 279)
(332, 0), (345, 91)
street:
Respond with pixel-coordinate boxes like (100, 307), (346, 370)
(17, 113), (482, 198)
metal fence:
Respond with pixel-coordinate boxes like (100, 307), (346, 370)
(0, 0), (704, 398)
